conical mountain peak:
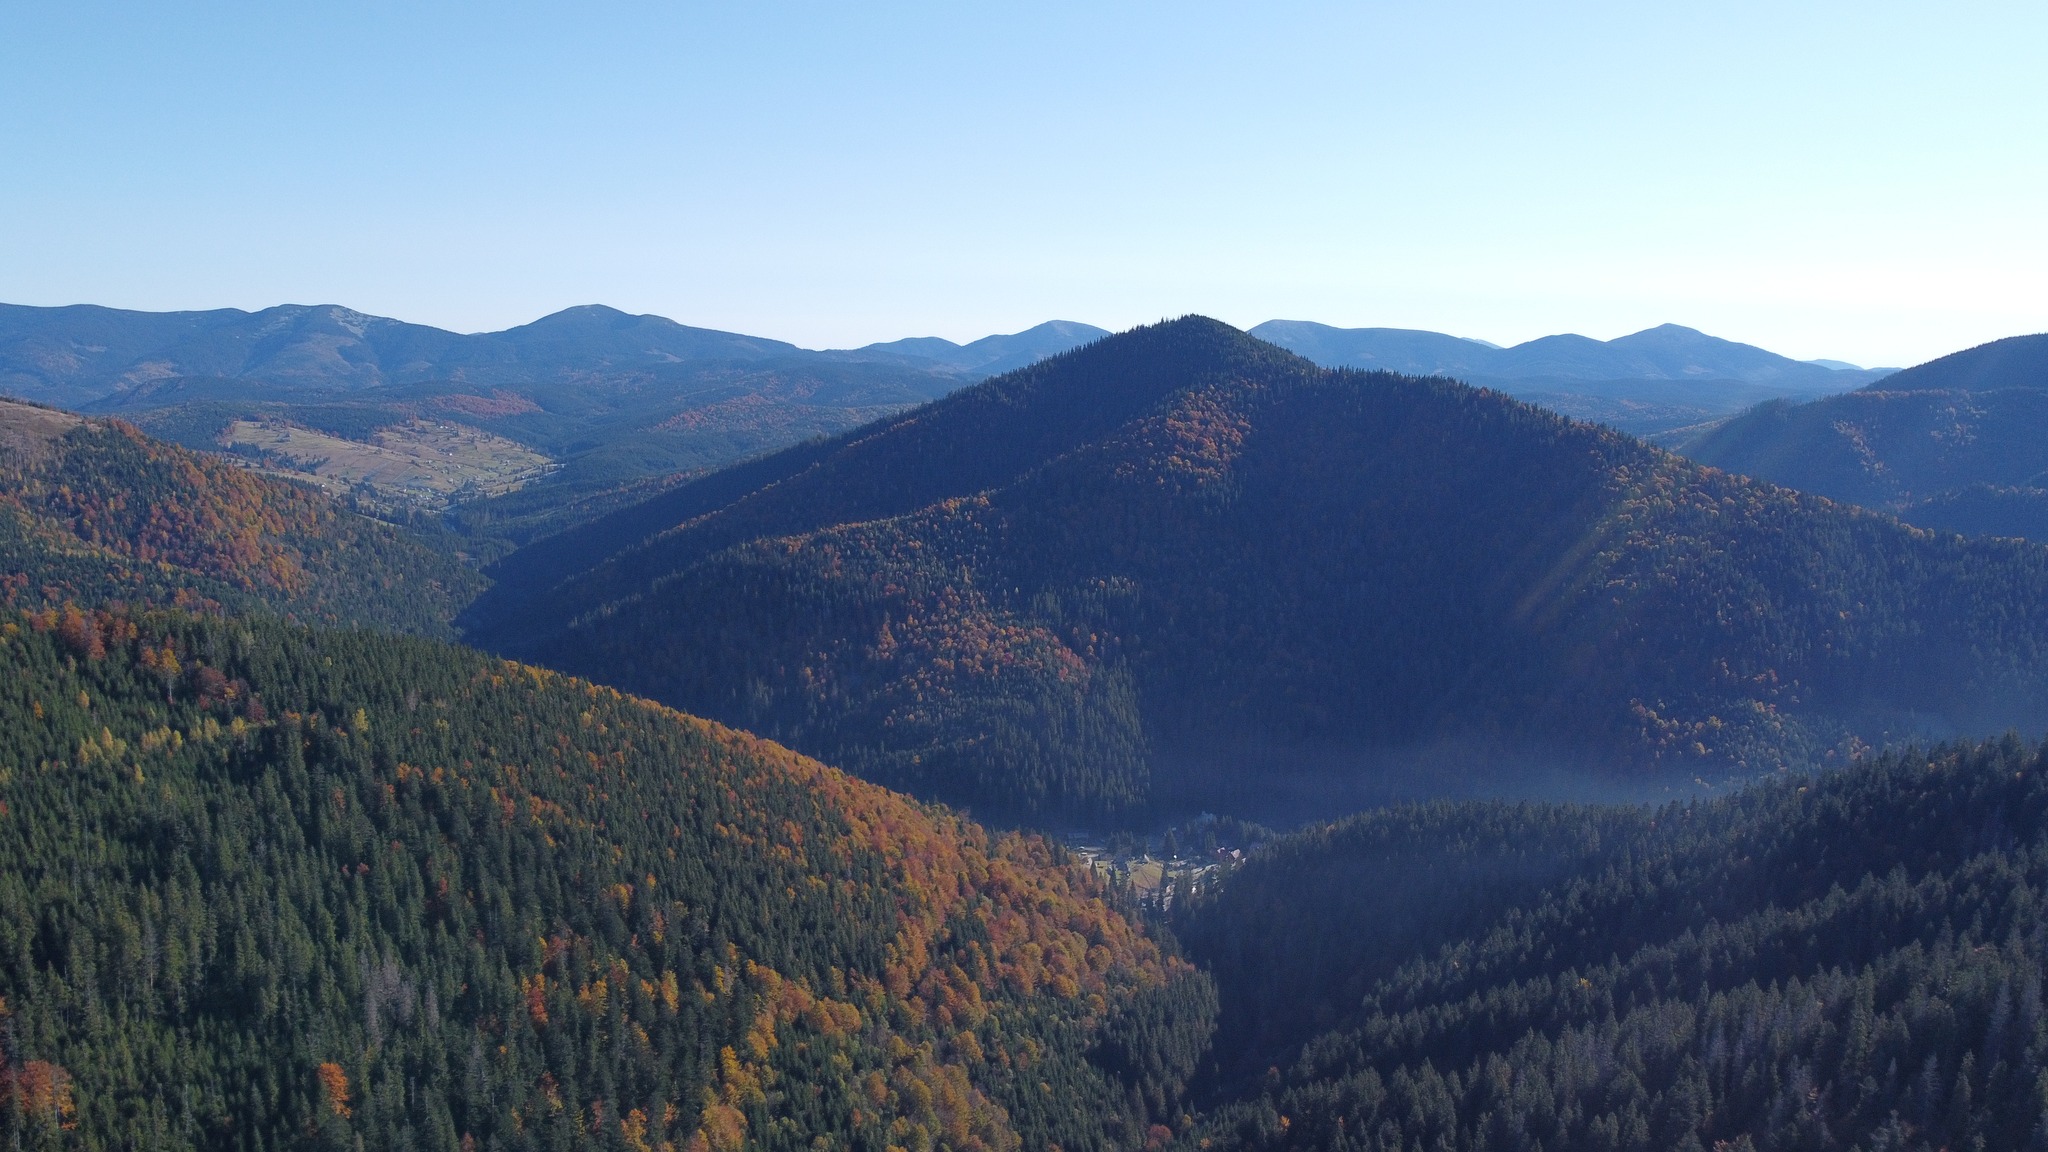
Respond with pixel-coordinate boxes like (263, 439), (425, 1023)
(469, 315), (2048, 823)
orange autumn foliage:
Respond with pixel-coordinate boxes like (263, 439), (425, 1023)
(316, 1062), (352, 1118)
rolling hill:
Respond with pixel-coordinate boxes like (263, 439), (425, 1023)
(1254, 320), (1888, 435)
(1171, 734), (2048, 1152)
(0, 604), (1212, 1150)
(1682, 333), (2048, 542)
(0, 398), (482, 638)
(463, 318), (2048, 824)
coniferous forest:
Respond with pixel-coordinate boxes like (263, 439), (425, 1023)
(0, 605), (1212, 1151)
(1173, 737), (2048, 1152)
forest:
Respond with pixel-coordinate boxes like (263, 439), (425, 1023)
(0, 604), (1214, 1151)
(0, 401), (481, 638)
(1172, 735), (2048, 1152)
(470, 318), (2048, 823)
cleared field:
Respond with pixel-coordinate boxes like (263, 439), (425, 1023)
(223, 419), (555, 509)
(0, 398), (82, 465)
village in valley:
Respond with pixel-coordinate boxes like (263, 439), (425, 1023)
(1066, 816), (1261, 911)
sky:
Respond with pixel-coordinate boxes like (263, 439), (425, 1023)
(2, 1), (2044, 367)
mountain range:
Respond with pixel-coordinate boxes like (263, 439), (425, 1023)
(0, 303), (1119, 546)
(9, 298), (2048, 1152)
(1248, 319), (1888, 387)
(1252, 320), (1892, 435)
(0, 304), (1889, 542)
(0, 302), (1108, 407)
(462, 317), (2048, 824)
(1680, 332), (2048, 541)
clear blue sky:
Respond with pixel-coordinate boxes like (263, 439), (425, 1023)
(3, 1), (2043, 366)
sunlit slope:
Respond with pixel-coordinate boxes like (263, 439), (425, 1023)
(0, 399), (482, 637)
(1173, 736), (2048, 1152)
(474, 318), (2048, 821)
(0, 607), (1212, 1151)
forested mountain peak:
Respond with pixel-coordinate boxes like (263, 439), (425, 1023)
(468, 318), (2048, 824)
(462, 315), (1291, 637)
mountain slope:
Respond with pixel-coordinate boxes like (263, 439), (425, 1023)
(0, 399), (481, 637)
(468, 318), (2048, 823)
(1684, 333), (2048, 542)
(0, 606), (1212, 1151)
(1172, 735), (2048, 1152)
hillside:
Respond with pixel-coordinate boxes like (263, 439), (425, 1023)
(0, 399), (481, 637)
(1172, 735), (2048, 1152)
(1253, 321), (1886, 435)
(0, 605), (1213, 1151)
(1683, 333), (2048, 542)
(465, 318), (2048, 824)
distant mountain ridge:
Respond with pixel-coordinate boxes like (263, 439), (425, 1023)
(843, 320), (1113, 376)
(1251, 319), (1890, 388)
(0, 302), (1914, 522)
(2, 302), (1881, 407)
(0, 303), (1118, 542)
(1253, 320), (1892, 435)
(0, 302), (1109, 407)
